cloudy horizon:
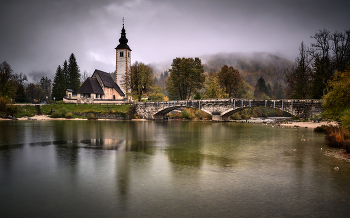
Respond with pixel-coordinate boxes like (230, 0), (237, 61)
(1, 0), (349, 82)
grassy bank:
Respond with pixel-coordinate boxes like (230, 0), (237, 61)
(5, 103), (132, 119)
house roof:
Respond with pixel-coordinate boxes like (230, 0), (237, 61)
(77, 78), (104, 94)
(93, 69), (125, 96)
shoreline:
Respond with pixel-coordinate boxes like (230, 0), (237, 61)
(0, 115), (337, 128)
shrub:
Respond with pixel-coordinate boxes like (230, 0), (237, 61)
(87, 113), (96, 120)
(65, 112), (73, 119)
(59, 108), (68, 117)
(314, 125), (327, 133)
(181, 108), (195, 119)
(231, 113), (241, 120)
(325, 126), (349, 148)
(50, 111), (61, 118)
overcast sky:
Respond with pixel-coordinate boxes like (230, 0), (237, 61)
(0, 0), (349, 82)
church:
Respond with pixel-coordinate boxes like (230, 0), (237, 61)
(64, 23), (131, 104)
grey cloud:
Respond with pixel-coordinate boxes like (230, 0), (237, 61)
(0, 0), (349, 82)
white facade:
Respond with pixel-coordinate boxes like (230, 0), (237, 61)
(115, 48), (131, 93)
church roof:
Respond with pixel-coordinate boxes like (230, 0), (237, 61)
(115, 24), (132, 51)
(93, 69), (125, 96)
(77, 78), (104, 95)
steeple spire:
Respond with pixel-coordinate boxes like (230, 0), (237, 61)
(115, 18), (131, 50)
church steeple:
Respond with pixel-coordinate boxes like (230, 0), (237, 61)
(115, 19), (132, 93)
(116, 24), (131, 50)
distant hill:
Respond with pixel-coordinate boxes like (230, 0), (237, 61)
(201, 52), (293, 86)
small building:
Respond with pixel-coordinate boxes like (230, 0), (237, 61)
(64, 22), (131, 104)
(65, 70), (126, 104)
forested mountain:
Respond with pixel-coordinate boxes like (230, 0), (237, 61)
(201, 52), (293, 87)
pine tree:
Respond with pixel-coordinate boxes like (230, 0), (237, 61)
(68, 53), (80, 93)
(52, 65), (66, 100)
(62, 60), (68, 90)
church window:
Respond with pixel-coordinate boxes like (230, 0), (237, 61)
(128, 52), (130, 58)
(120, 51), (124, 57)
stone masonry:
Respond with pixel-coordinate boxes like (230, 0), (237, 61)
(134, 99), (324, 121)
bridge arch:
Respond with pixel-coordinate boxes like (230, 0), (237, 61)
(220, 106), (293, 120)
(154, 106), (212, 118)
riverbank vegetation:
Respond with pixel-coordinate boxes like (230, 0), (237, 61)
(230, 106), (293, 120)
(167, 108), (212, 120)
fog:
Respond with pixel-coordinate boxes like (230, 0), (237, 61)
(0, 0), (349, 82)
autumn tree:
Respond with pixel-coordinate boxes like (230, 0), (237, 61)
(130, 62), (154, 101)
(217, 65), (242, 97)
(148, 86), (165, 101)
(323, 67), (350, 127)
(165, 57), (205, 100)
(285, 41), (313, 99)
(203, 71), (227, 99)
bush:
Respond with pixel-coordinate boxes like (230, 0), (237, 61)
(193, 92), (201, 100)
(87, 113), (96, 120)
(325, 126), (349, 148)
(314, 125), (327, 133)
(65, 112), (73, 119)
(50, 111), (61, 118)
(230, 113), (241, 120)
(59, 108), (68, 117)
(181, 108), (195, 119)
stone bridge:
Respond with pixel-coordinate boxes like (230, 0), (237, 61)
(134, 99), (324, 121)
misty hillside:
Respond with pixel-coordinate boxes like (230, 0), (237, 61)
(201, 52), (293, 86)
(151, 52), (293, 88)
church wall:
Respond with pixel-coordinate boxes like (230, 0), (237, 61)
(116, 48), (131, 92)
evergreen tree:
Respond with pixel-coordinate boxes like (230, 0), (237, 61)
(67, 53), (81, 93)
(254, 77), (269, 99)
(62, 60), (68, 90)
(52, 65), (66, 100)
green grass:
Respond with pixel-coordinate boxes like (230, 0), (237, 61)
(8, 103), (132, 118)
(41, 103), (131, 115)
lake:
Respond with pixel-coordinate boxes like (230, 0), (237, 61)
(1, 120), (350, 217)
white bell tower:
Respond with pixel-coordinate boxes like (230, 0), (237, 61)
(115, 18), (131, 93)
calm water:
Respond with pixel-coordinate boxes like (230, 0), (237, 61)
(1, 120), (350, 217)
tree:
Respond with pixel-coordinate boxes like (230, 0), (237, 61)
(148, 86), (165, 101)
(309, 29), (333, 98)
(26, 83), (45, 103)
(271, 82), (285, 99)
(203, 71), (227, 99)
(0, 61), (15, 98)
(217, 65), (242, 97)
(67, 53), (80, 93)
(130, 62), (154, 101)
(165, 57), (205, 100)
(285, 41), (313, 99)
(13, 72), (27, 103)
(39, 76), (52, 103)
(331, 30), (350, 73)
(323, 68), (350, 125)
(80, 70), (90, 85)
(52, 65), (66, 101)
(254, 77), (269, 99)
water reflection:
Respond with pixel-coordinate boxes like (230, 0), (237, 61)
(2, 121), (350, 217)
